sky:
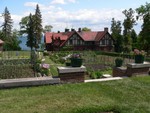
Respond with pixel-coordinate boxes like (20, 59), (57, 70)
(0, 0), (149, 34)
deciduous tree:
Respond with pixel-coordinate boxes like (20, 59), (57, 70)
(122, 8), (136, 53)
(136, 2), (150, 54)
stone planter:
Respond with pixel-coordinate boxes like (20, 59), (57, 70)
(70, 58), (82, 67)
(57, 66), (86, 83)
(135, 55), (144, 63)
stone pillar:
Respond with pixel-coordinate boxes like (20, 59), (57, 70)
(126, 62), (150, 77)
(57, 66), (86, 83)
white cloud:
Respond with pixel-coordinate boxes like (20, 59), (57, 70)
(24, 2), (38, 7)
(51, 0), (76, 5)
(67, 0), (76, 3)
(9, 2), (127, 32)
(51, 0), (66, 5)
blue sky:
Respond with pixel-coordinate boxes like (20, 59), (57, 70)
(0, 0), (149, 34)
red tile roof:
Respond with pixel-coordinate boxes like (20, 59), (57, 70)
(45, 32), (74, 44)
(45, 30), (108, 45)
(77, 31), (98, 41)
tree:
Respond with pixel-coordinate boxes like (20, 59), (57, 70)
(111, 18), (123, 52)
(33, 4), (43, 49)
(136, 2), (150, 54)
(82, 27), (91, 31)
(19, 16), (29, 35)
(26, 13), (35, 51)
(131, 29), (137, 49)
(1, 7), (13, 39)
(43, 25), (53, 32)
(122, 8), (136, 53)
(0, 7), (19, 50)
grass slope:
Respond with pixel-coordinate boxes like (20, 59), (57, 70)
(0, 76), (150, 113)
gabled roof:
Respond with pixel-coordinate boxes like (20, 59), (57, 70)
(45, 28), (110, 44)
(0, 39), (4, 44)
(45, 32), (74, 44)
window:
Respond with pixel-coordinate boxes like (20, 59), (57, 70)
(69, 40), (73, 45)
(102, 39), (105, 45)
(77, 40), (80, 45)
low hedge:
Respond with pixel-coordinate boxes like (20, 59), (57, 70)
(0, 65), (34, 79)
(0, 59), (30, 65)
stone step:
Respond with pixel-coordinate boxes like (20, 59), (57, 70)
(0, 77), (60, 89)
(85, 77), (123, 83)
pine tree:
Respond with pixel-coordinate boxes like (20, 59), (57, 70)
(26, 13), (35, 51)
(34, 4), (43, 49)
(1, 7), (13, 39)
(1, 7), (13, 50)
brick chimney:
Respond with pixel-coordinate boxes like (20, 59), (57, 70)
(104, 27), (108, 32)
(78, 28), (81, 32)
(65, 28), (69, 32)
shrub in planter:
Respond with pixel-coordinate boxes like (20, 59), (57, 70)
(115, 57), (123, 67)
(133, 49), (146, 63)
(70, 53), (83, 67)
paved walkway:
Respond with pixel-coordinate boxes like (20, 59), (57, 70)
(85, 77), (123, 83)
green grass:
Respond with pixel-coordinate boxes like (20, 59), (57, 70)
(0, 76), (150, 113)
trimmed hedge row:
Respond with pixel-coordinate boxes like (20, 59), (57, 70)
(0, 59), (30, 65)
(95, 51), (150, 62)
(0, 65), (34, 79)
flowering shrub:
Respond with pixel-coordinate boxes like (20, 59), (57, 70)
(71, 53), (82, 59)
(134, 49), (146, 56)
(40, 63), (50, 76)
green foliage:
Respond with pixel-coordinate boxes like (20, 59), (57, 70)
(43, 50), (49, 56)
(26, 14), (35, 50)
(136, 2), (150, 54)
(0, 59), (30, 65)
(122, 8), (136, 53)
(34, 4), (43, 49)
(115, 57), (123, 67)
(1, 7), (13, 39)
(111, 18), (123, 53)
(43, 25), (53, 33)
(0, 59), (33, 79)
(90, 70), (103, 79)
(82, 27), (91, 31)
(0, 65), (34, 79)
(19, 4), (43, 50)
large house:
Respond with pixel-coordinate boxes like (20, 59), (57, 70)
(0, 39), (4, 51)
(45, 28), (114, 51)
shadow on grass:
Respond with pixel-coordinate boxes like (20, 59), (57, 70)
(71, 106), (121, 113)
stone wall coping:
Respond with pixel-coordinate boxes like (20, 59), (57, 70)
(57, 66), (86, 74)
(127, 62), (150, 68)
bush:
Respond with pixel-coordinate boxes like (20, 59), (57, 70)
(115, 58), (123, 67)
(90, 71), (103, 79)
(0, 65), (34, 79)
(43, 51), (49, 56)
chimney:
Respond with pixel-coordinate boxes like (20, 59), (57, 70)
(71, 28), (75, 32)
(78, 28), (81, 32)
(104, 27), (108, 32)
(65, 28), (69, 32)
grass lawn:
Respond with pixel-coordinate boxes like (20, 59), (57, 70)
(0, 76), (150, 113)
